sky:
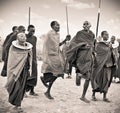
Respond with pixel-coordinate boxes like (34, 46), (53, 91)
(0, 0), (120, 40)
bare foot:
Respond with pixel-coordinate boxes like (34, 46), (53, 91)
(66, 76), (72, 79)
(92, 96), (97, 101)
(13, 106), (23, 112)
(103, 98), (110, 103)
(44, 92), (54, 99)
(116, 81), (120, 83)
(40, 76), (49, 88)
(29, 91), (38, 96)
(80, 97), (90, 103)
(24, 93), (28, 98)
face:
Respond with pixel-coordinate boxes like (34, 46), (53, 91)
(19, 27), (26, 33)
(102, 31), (109, 41)
(17, 33), (26, 44)
(52, 22), (60, 32)
(28, 27), (35, 36)
(111, 36), (115, 43)
(83, 21), (91, 31)
(14, 27), (18, 33)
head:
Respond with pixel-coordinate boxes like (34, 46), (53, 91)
(111, 36), (116, 43)
(101, 31), (109, 41)
(83, 21), (91, 31)
(18, 26), (26, 33)
(17, 33), (26, 45)
(50, 21), (60, 32)
(12, 26), (18, 33)
(27, 25), (35, 36)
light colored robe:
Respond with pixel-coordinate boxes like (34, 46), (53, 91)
(41, 30), (65, 75)
(6, 45), (32, 89)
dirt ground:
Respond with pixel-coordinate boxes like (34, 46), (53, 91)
(0, 61), (120, 113)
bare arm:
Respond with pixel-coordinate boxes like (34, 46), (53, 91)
(59, 35), (71, 46)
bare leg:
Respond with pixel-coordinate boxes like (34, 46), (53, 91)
(103, 92), (110, 102)
(76, 73), (81, 86)
(45, 77), (57, 99)
(29, 87), (38, 96)
(66, 74), (72, 79)
(80, 79), (90, 103)
(13, 105), (23, 112)
(81, 79), (89, 98)
(92, 91), (97, 101)
(40, 76), (49, 88)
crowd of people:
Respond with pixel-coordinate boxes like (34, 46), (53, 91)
(1, 20), (120, 112)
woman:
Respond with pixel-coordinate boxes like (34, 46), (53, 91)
(5, 33), (32, 112)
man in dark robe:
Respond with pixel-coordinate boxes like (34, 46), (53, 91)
(62, 40), (72, 79)
(26, 25), (38, 96)
(2, 26), (18, 61)
(67, 21), (95, 103)
(110, 36), (119, 82)
(1, 26), (25, 77)
(91, 31), (116, 102)
(116, 42), (120, 83)
(1, 26), (18, 77)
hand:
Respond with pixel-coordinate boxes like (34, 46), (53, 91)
(85, 44), (91, 48)
(109, 43), (113, 49)
(65, 35), (71, 41)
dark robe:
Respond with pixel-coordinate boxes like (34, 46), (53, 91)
(91, 41), (115, 93)
(116, 42), (120, 78)
(26, 34), (38, 89)
(62, 43), (72, 74)
(2, 32), (13, 61)
(1, 33), (17, 77)
(67, 30), (95, 78)
(8, 58), (30, 106)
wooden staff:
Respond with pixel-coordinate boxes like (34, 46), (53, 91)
(28, 7), (31, 26)
(96, 0), (102, 38)
(65, 4), (69, 35)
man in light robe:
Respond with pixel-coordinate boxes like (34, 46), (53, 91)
(41, 21), (70, 99)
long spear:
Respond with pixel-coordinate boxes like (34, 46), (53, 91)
(65, 4), (69, 35)
(96, 0), (102, 38)
(28, 7), (31, 26)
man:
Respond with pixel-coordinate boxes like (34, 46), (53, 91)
(41, 21), (70, 99)
(116, 40), (120, 83)
(2, 26), (18, 61)
(91, 31), (116, 102)
(62, 39), (72, 79)
(6, 33), (32, 112)
(67, 21), (95, 103)
(25, 25), (38, 96)
(1, 26), (18, 77)
(1, 26), (25, 77)
(110, 36), (119, 82)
